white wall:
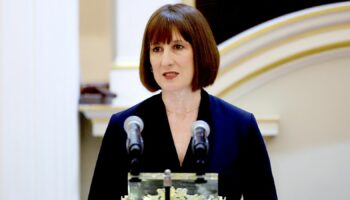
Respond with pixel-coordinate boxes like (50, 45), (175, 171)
(233, 49), (350, 200)
(0, 0), (80, 200)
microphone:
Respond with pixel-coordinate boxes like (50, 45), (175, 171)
(124, 116), (144, 157)
(191, 120), (210, 157)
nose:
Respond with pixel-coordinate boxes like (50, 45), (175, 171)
(160, 48), (174, 67)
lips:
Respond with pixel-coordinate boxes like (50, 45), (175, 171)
(163, 72), (179, 79)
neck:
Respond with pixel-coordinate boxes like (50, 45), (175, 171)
(162, 89), (201, 114)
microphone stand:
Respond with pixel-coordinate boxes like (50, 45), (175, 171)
(193, 136), (208, 183)
(124, 115), (144, 182)
(192, 142), (208, 183)
(195, 157), (207, 184)
(129, 150), (141, 182)
(191, 120), (210, 183)
(129, 157), (141, 182)
(128, 151), (142, 200)
(193, 140), (208, 183)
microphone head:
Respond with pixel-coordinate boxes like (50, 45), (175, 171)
(192, 120), (210, 137)
(124, 115), (144, 133)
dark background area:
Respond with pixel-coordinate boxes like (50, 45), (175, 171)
(196, 0), (345, 44)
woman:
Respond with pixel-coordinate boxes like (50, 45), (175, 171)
(89, 3), (277, 200)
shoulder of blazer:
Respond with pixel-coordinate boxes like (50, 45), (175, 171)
(208, 94), (253, 122)
(207, 94), (261, 142)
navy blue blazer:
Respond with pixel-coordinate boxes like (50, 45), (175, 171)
(88, 90), (277, 200)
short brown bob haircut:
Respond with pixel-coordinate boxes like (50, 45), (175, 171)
(139, 3), (220, 92)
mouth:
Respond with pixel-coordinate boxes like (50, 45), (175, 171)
(163, 72), (179, 79)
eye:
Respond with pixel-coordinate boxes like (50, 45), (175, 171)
(151, 46), (162, 53)
(173, 44), (184, 50)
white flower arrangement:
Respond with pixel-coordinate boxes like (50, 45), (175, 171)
(122, 186), (225, 200)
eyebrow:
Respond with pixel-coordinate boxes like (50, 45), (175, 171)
(150, 39), (187, 45)
(171, 39), (191, 46)
(173, 39), (187, 43)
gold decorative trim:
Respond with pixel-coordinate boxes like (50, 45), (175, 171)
(219, 23), (350, 76)
(219, 4), (350, 55)
(218, 41), (350, 97)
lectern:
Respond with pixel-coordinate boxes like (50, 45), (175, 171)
(126, 170), (220, 200)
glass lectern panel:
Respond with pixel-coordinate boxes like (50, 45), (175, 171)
(125, 172), (223, 200)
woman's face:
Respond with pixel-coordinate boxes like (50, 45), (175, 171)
(149, 31), (194, 92)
